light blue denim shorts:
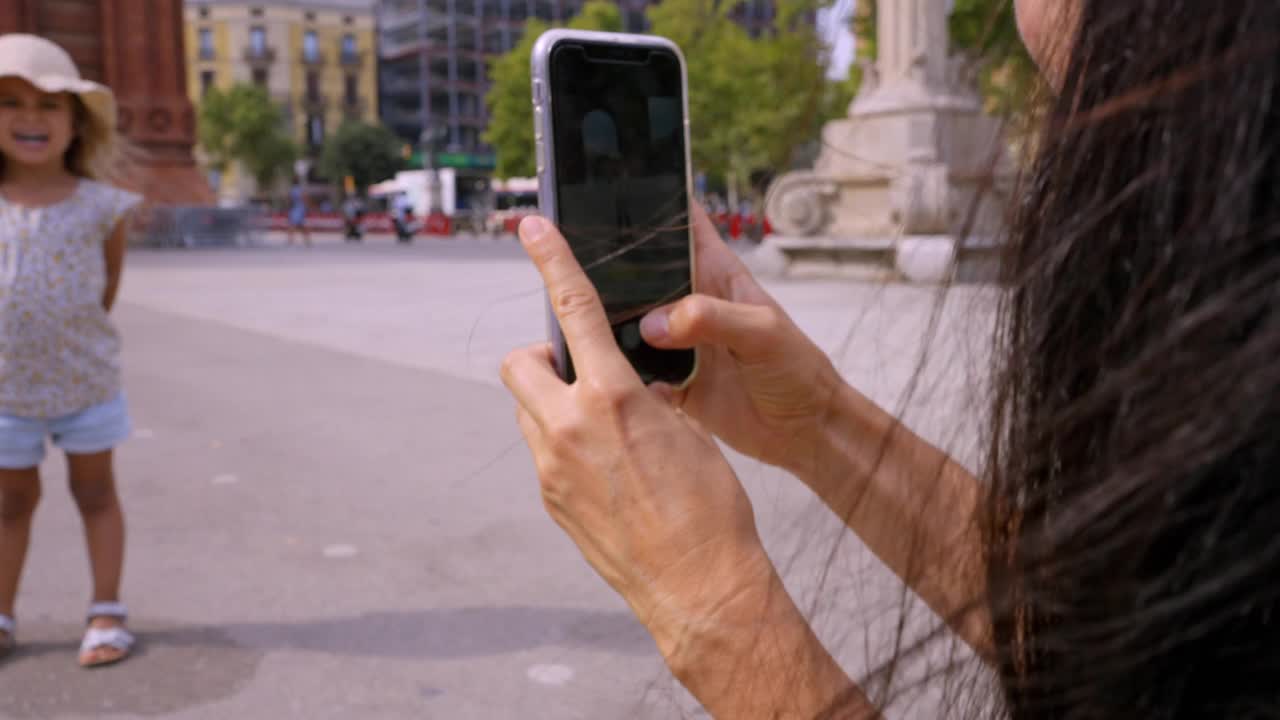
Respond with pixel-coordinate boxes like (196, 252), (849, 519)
(0, 394), (132, 469)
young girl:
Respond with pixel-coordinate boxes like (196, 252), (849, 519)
(0, 34), (141, 668)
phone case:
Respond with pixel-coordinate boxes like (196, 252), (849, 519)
(530, 29), (699, 389)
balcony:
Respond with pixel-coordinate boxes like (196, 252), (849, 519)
(378, 4), (421, 30)
(302, 93), (328, 113)
(452, 79), (486, 94)
(342, 97), (369, 120)
(273, 96), (294, 126)
(382, 105), (436, 129)
(339, 50), (365, 68)
(243, 46), (276, 65)
(301, 51), (325, 66)
(381, 74), (421, 95)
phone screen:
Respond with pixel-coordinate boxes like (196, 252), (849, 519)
(548, 41), (697, 385)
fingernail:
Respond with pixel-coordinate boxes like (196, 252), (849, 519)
(519, 216), (550, 243)
(649, 382), (676, 404)
(640, 310), (669, 342)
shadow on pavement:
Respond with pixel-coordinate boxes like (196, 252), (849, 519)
(0, 606), (651, 717)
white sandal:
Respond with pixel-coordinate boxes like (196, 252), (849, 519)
(79, 602), (134, 668)
(0, 613), (14, 659)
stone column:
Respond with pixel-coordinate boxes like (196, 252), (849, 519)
(762, 0), (1010, 281)
(855, 0), (978, 118)
(100, 0), (212, 204)
(0, 1), (37, 38)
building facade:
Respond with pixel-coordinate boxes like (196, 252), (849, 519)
(183, 0), (379, 198)
(376, 0), (779, 170)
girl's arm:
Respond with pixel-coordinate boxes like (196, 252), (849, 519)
(102, 219), (127, 312)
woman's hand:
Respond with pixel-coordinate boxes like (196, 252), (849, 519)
(501, 215), (773, 641)
(501, 215), (872, 718)
(640, 206), (844, 480)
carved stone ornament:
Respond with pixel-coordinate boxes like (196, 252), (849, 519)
(765, 173), (839, 237)
(889, 162), (952, 235)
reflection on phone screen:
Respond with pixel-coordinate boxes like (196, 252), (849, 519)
(550, 43), (697, 384)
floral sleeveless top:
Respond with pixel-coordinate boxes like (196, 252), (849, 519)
(0, 180), (141, 418)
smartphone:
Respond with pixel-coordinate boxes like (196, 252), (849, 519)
(531, 30), (698, 387)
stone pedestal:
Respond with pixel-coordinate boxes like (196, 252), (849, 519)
(0, 0), (212, 205)
(763, 0), (1011, 282)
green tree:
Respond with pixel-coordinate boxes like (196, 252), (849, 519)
(647, 0), (738, 184)
(949, 0), (1039, 123)
(484, 2), (623, 178)
(756, 0), (848, 169)
(840, 0), (1035, 131)
(197, 84), (297, 192)
(244, 132), (298, 192)
(484, 17), (549, 179)
(318, 121), (405, 194)
(854, 0), (876, 59)
(649, 0), (843, 204)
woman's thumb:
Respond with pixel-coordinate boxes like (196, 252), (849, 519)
(640, 295), (782, 356)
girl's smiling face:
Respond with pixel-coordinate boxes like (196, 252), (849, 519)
(0, 77), (76, 171)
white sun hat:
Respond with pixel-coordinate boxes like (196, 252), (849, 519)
(0, 34), (117, 130)
(0, 33), (122, 178)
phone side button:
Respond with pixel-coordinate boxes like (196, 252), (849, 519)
(536, 142), (546, 174)
(534, 111), (544, 141)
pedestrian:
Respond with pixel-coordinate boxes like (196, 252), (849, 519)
(286, 179), (310, 247)
(0, 34), (142, 668)
(502, 1), (1280, 716)
(342, 194), (363, 242)
(392, 192), (414, 243)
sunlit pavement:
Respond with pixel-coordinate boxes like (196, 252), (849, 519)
(0, 235), (993, 719)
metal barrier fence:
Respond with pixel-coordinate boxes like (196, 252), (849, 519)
(132, 206), (265, 248)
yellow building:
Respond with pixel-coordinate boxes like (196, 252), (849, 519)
(183, 0), (379, 201)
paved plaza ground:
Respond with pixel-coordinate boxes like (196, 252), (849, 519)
(0, 233), (995, 719)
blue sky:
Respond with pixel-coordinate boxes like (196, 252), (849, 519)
(817, 0), (856, 80)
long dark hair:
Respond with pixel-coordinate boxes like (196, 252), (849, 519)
(986, 0), (1280, 717)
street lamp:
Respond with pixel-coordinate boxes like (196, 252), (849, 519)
(419, 125), (448, 214)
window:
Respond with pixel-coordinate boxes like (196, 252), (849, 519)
(303, 31), (319, 62)
(344, 15), (353, 25)
(198, 6), (209, 18)
(249, 26), (266, 55)
(341, 34), (357, 61)
(344, 74), (358, 105)
(250, 7), (263, 17)
(252, 68), (268, 87)
(307, 114), (325, 146)
(198, 28), (214, 59)
(305, 11), (316, 21)
(200, 70), (215, 97)
(306, 71), (320, 100)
